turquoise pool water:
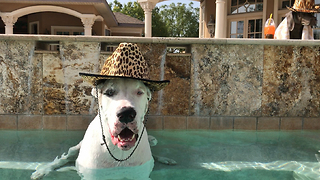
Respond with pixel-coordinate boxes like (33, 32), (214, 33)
(0, 130), (320, 180)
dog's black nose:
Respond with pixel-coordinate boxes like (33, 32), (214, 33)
(117, 107), (136, 123)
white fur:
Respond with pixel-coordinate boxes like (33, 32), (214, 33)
(31, 79), (175, 180)
(77, 79), (152, 169)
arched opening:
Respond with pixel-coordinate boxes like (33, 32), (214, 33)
(18, 12), (83, 35)
(0, 5), (99, 35)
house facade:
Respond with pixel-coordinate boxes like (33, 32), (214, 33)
(0, 0), (144, 36)
(199, 0), (320, 39)
(1, 0), (319, 39)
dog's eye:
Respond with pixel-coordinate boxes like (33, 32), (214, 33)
(137, 90), (144, 96)
(104, 89), (116, 97)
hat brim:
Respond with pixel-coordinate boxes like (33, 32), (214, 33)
(287, 6), (320, 13)
(79, 72), (170, 92)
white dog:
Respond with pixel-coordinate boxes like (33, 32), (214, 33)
(31, 42), (174, 179)
(31, 78), (175, 180)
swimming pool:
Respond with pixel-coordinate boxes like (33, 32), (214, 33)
(0, 130), (319, 180)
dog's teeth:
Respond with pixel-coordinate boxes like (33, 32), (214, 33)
(117, 134), (135, 142)
(131, 134), (135, 140)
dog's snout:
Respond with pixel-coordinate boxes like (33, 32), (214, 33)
(117, 107), (136, 123)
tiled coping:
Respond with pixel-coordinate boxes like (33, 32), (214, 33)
(0, 34), (319, 46)
(1, 114), (320, 131)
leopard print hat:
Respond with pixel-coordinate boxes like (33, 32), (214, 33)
(287, 0), (320, 13)
(79, 43), (170, 91)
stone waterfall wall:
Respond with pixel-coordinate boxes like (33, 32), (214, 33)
(0, 36), (319, 130)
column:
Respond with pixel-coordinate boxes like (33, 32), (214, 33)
(215, 0), (226, 38)
(81, 16), (96, 36)
(199, 5), (203, 38)
(1, 15), (18, 34)
(138, 1), (156, 37)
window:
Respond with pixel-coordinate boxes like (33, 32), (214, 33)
(230, 21), (244, 38)
(228, 0), (263, 38)
(248, 18), (262, 38)
(51, 26), (84, 36)
(231, 0), (263, 14)
(50, 26), (84, 50)
(279, 0), (294, 9)
(56, 31), (84, 35)
(230, 18), (262, 38)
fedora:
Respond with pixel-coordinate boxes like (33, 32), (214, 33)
(287, 0), (320, 13)
(80, 43), (170, 91)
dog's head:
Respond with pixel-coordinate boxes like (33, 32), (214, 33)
(93, 78), (151, 151)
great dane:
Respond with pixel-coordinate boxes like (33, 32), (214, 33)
(31, 78), (175, 180)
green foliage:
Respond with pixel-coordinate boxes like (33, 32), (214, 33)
(109, 0), (199, 37)
(159, 2), (199, 37)
(152, 7), (169, 37)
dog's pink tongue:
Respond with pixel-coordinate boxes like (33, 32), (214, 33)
(111, 135), (136, 150)
(111, 128), (137, 150)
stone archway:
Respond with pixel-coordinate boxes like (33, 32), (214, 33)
(0, 5), (100, 35)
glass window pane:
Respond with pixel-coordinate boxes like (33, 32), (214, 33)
(316, 0), (320, 4)
(248, 20), (255, 33)
(238, 6), (246, 13)
(231, 34), (237, 38)
(231, 0), (264, 14)
(237, 34), (244, 38)
(290, 0), (294, 6)
(255, 33), (262, 38)
(256, 3), (263, 11)
(231, 21), (237, 34)
(231, 7), (238, 14)
(282, 1), (290, 8)
(248, 33), (255, 38)
(238, 21), (244, 34)
(239, 0), (246, 4)
(316, 13), (320, 27)
(231, 0), (238, 6)
(314, 29), (320, 39)
(256, 19), (262, 32)
(248, 4), (255, 12)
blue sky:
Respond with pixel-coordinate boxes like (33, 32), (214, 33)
(106, 0), (200, 8)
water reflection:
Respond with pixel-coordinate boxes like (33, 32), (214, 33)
(201, 161), (320, 179)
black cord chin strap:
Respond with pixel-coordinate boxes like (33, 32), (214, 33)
(95, 82), (149, 162)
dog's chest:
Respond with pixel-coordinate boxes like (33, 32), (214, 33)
(76, 158), (154, 180)
(76, 118), (152, 168)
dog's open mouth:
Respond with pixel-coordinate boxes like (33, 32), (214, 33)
(111, 127), (138, 150)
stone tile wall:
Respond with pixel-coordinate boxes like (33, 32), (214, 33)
(0, 36), (320, 131)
